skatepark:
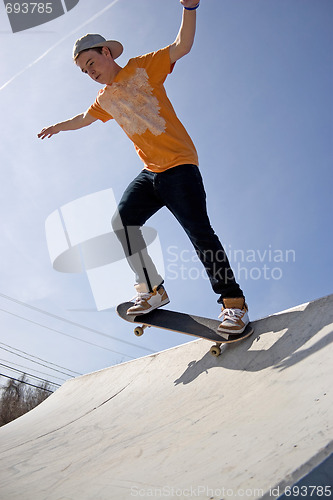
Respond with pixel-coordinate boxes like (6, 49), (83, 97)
(0, 294), (332, 499)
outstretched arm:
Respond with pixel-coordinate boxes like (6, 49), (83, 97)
(169, 0), (200, 64)
(38, 111), (97, 139)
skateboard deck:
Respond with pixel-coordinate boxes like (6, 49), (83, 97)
(116, 302), (254, 357)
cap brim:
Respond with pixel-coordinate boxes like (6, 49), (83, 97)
(91, 40), (123, 60)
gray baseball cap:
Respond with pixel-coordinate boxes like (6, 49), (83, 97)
(73, 34), (123, 60)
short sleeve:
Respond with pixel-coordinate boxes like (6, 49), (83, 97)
(133, 46), (175, 85)
(87, 98), (113, 122)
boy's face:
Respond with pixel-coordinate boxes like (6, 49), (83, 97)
(76, 47), (118, 85)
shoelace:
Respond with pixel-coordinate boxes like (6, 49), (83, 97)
(129, 292), (150, 305)
(130, 288), (158, 305)
(218, 308), (243, 323)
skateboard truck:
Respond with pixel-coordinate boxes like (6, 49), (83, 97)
(209, 344), (222, 357)
(134, 324), (150, 337)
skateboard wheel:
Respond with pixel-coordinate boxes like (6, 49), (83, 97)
(210, 344), (221, 357)
(134, 326), (144, 337)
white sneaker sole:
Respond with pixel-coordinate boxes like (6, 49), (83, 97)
(218, 312), (249, 335)
(127, 298), (170, 316)
(217, 324), (246, 335)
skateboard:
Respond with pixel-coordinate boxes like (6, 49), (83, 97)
(116, 302), (254, 357)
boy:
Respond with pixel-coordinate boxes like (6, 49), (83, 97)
(38, 0), (249, 335)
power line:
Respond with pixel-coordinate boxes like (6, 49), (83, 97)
(0, 308), (137, 360)
(0, 341), (81, 376)
(0, 344), (79, 378)
(0, 374), (54, 393)
(0, 363), (61, 388)
(0, 292), (154, 353)
(0, 358), (69, 383)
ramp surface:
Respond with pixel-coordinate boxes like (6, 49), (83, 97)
(0, 295), (332, 500)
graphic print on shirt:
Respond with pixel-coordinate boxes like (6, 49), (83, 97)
(97, 68), (166, 137)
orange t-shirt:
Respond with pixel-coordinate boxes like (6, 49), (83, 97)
(87, 46), (198, 172)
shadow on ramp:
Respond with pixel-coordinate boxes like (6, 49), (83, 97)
(175, 295), (333, 384)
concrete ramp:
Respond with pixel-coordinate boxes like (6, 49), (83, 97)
(0, 295), (332, 500)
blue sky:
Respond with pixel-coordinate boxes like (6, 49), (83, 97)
(0, 0), (332, 388)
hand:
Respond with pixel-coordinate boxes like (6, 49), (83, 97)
(180, 0), (200, 9)
(37, 124), (61, 139)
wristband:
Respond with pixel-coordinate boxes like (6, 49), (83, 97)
(184, 2), (200, 10)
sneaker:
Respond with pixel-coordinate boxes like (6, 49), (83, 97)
(218, 297), (249, 335)
(127, 283), (170, 315)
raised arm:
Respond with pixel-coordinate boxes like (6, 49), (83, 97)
(169, 0), (200, 64)
(38, 111), (97, 139)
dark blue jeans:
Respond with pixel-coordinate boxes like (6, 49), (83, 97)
(111, 164), (244, 302)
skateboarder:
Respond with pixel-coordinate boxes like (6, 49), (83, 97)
(38, 0), (249, 335)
